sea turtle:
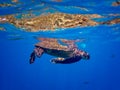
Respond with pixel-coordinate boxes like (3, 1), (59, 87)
(29, 38), (90, 64)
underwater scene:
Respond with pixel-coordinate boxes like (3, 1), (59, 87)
(0, 0), (120, 90)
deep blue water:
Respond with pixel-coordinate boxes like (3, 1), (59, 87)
(0, 0), (120, 90)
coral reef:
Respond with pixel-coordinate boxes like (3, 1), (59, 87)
(0, 13), (98, 32)
(85, 14), (103, 19)
(112, 1), (120, 6)
(0, 27), (5, 31)
(12, 0), (19, 3)
(0, 12), (119, 32)
(101, 18), (120, 25)
(0, 3), (13, 7)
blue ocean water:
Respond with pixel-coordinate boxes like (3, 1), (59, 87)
(0, 0), (120, 90)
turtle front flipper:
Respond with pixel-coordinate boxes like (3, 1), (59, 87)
(29, 51), (36, 64)
(29, 47), (44, 64)
(51, 56), (82, 64)
(34, 46), (44, 58)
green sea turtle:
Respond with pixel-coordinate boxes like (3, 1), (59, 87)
(29, 38), (90, 64)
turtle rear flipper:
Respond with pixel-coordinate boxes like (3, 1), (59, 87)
(51, 57), (65, 64)
(51, 56), (82, 64)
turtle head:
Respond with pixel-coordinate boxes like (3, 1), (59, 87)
(80, 51), (90, 60)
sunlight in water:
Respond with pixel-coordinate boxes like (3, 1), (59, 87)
(0, 0), (120, 90)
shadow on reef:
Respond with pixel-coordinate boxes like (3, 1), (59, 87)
(29, 37), (90, 64)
